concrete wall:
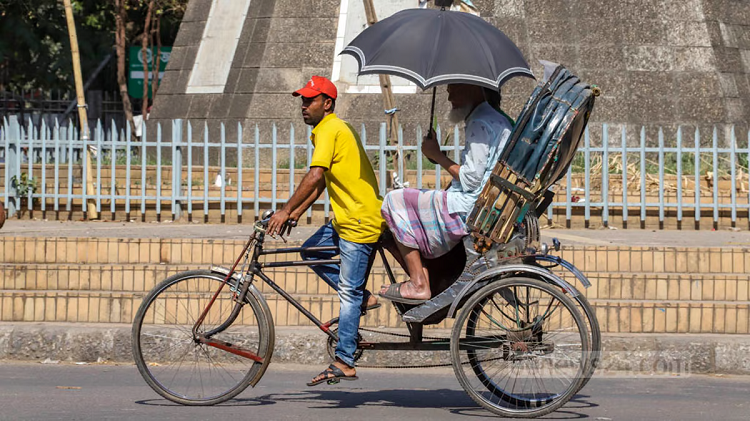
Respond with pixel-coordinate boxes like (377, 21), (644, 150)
(150, 0), (750, 142)
(3, 236), (750, 335)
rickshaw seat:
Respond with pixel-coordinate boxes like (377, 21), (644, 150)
(379, 229), (467, 297)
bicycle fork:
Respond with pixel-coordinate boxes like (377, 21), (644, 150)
(191, 235), (265, 363)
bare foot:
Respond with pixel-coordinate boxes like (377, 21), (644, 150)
(365, 292), (378, 308)
(379, 280), (431, 301)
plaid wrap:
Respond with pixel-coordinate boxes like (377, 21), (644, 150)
(381, 188), (468, 259)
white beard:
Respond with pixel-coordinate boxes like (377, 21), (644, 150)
(446, 104), (473, 125)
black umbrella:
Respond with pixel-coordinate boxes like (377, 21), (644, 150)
(341, 7), (534, 127)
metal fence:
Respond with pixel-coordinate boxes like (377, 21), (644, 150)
(2, 115), (749, 227)
(0, 89), (126, 131)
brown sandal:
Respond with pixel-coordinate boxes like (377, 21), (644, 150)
(307, 364), (358, 386)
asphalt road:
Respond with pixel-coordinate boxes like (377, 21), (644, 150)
(0, 362), (748, 420)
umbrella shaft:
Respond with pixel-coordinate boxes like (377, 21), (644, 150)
(429, 87), (436, 132)
(427, 87), (438, 165)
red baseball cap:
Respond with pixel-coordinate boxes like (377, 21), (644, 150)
(292, 76), (338, 100)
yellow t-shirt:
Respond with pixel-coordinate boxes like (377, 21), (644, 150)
(310, 113), (384, 243)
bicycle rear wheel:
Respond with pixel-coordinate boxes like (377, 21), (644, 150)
(572, 292), (600, 391)
(132, 269), (274, 405)
(452, 277), (589, 418)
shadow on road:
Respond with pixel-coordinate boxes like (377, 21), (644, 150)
(135, 389), (596, 418)
(258, 388), (476, 409)
(260, 389), (593, 418)
(450, 394), (596, 419)
(135, 396), (277, 407)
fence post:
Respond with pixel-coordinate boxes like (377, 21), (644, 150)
(220, 122), (226, 219)
(602, 123), (609, 227)
(379, 123), (387, 196)
(729, 126), (737, 227)
(694, 128), (700, 225)
(676, 126), (682, 224)
(237, 122), (243, 220)
(712, 126), (719, 226)
(658, 127), (665, 225)
(6, 116), (20, 218)
(172, 119), (183, 220)
(621, 125), (628, 225)
(25, 119), (33, 215)
(584, 126), (591, 226)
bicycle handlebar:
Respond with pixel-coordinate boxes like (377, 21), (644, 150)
(255, 210), (297, 239)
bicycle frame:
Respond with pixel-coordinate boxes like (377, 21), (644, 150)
(191, 226), (512, 359)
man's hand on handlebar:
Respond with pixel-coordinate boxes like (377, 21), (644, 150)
(266, 209), (297, 238)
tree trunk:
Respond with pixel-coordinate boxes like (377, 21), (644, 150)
(141, 0), (154, 117)
(115, 0), (136, 136)
(150, 12), (161, 99)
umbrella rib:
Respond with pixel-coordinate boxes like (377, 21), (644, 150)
(344, 45), (533, 90)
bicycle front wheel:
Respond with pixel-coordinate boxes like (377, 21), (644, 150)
(132, 269), (274, 405)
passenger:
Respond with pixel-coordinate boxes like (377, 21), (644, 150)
(379, 84), (512, 304)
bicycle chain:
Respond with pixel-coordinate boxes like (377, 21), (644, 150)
(357, 326), (446, 341)
(350, 252), (510, 370)
(343, 327), (451, 368)
(357, 361), (454, 369)
(357, 355), (508, 369)
(352, 327), (509, 369)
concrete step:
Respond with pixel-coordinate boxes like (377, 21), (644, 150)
(0, 263), (368, 296)
(3, 236), (750, 275)
(0, 289), (400, 329)
(3, 263), (750, 303)
(3, 322), (750, 375)
(1, 287), (748, 334)
(560, 272), (750, 302)
(2, 262), (750, 334)
(3, 231), (750, 334)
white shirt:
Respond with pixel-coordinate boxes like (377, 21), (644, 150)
(446, 101), (512, 217)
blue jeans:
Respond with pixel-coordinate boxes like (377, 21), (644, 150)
(301, 222), (376, 368)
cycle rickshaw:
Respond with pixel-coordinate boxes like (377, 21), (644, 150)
(131, 65), (600, 418)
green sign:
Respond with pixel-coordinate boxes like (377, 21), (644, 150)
(128, 46), (171, 99)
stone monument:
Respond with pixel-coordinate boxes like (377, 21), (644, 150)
(150, 0), (750, 144)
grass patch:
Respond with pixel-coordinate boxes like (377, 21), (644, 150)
(405, 155), (437, 171)
(277, 159), (307, 170)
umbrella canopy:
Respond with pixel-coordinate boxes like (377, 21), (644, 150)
(341, 8), (533, 91)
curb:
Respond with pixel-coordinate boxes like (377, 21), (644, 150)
(1, 323), (749, 375)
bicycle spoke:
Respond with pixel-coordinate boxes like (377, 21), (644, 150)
(452, 278), (588, 417)
(134, 271), (269, 404)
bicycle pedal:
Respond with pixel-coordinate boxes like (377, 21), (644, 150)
(327, 378), (340, 385)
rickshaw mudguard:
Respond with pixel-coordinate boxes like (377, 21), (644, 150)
(533, 254), (592, 289)
(444, 263), (580, 320)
